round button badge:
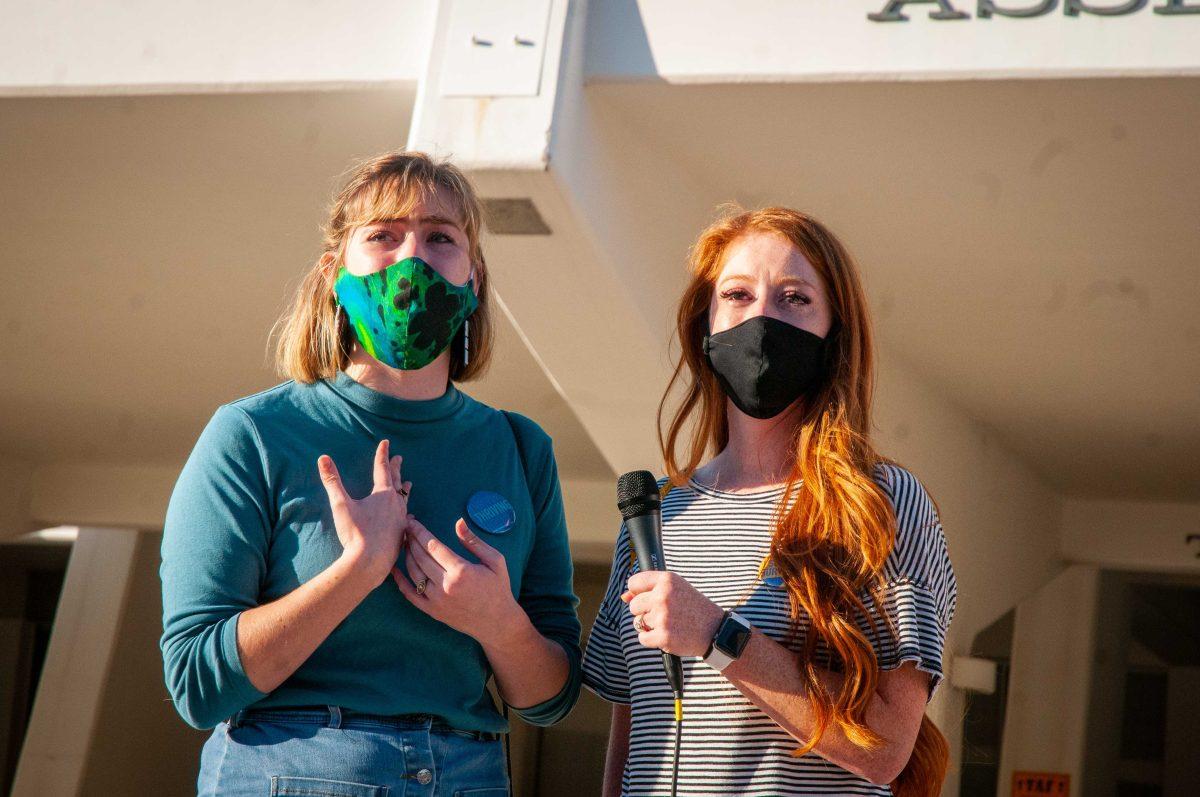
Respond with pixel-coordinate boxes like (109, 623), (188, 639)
(467, 490), (517, 534)
(759, 557), (785, 589)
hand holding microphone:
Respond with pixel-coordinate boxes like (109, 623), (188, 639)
(621, 571), (725, 658)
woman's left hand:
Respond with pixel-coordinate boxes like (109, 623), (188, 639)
(622, 571), (725, 657)
(393, 516), (521, 645)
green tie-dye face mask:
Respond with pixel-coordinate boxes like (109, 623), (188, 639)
(334, 256), (478, 371)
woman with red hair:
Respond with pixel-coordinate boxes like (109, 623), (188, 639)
(582, 207), (956, 797)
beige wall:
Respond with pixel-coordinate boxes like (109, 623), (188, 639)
(0, 461), (33, 539)
(873, 352), (1063, 795)
(1062, 497), (1200, 574)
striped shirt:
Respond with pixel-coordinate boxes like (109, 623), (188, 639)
(581, 463), (956, 796)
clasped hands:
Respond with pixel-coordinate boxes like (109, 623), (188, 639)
(318, 439), (520, 645)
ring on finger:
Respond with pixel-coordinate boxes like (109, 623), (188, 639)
(633, 614), (650, 632)
(415, 576), (429, 596)
(397, 485), (409, 497)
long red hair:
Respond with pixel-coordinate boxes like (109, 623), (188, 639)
(658, 207), (948, 796)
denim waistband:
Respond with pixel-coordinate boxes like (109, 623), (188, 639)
(226, 705), (502, 742)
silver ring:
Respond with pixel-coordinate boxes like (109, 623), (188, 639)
(633, 615), (648, 632)
(415, 577), (428, 596)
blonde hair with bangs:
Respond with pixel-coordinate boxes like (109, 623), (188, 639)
(274, 150), (493, 383)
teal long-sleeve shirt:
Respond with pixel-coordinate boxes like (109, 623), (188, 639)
(160, 372), (582, 731)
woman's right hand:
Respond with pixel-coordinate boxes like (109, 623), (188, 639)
(318, 439), (412, 586)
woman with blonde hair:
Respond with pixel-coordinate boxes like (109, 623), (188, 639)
(583, 207), (956, 796)
(161, 151), (581, 795)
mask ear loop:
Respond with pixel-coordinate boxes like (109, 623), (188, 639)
(329, 261), (349, 357)
(463, 317), (470, 367)
(463, 266), (478, 367)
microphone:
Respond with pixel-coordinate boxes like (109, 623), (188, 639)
(617, 470), (684, 704)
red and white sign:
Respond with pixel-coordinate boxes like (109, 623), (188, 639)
(1012, 771), (1070, 797)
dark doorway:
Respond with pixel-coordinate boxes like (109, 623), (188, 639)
(0, 534), (72, 796)
(959, 609), (1014, 797)
(1111, 580), (1200, 797)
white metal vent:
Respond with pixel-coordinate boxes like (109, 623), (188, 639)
(481, 198), (552, 235)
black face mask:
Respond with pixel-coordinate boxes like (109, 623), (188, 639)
(702, 315), (828, 420)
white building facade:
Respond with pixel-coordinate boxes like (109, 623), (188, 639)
(2, 2), (1198, 795)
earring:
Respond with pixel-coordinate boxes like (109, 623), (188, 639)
(463, 318), (471, 366)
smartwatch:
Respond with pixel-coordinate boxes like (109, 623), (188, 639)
(702, 611), (753, 672)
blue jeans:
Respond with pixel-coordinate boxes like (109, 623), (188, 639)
(197, 707), (509, 797)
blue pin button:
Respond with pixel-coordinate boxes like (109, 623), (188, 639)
(467, 491), (516, 534)
(760, 558), (785, 589)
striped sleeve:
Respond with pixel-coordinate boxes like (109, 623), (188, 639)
(581, 523), (633, 704)
(866, 464), (957, 697)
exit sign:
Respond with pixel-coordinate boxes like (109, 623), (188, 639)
(1012, 771), (1070, 797)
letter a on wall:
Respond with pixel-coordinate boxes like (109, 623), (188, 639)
(868, 0), (971, 20)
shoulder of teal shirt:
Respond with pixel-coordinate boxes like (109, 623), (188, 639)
(486, 407), (584, 726)
(496, 410), (554, 507)
(229, 377), (351, 434)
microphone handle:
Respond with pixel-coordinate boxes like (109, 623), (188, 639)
(626, 513), (684, 697)
(627, 512), (666, 573)
(661, 651), (683, 697)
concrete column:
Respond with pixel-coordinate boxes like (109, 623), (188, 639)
(10, 527), (138, 797)
(1081, 573), (1131, 797)
(998, 565), (1101, 793)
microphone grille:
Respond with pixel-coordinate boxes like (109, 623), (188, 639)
(617, 470), (659, 503)
(617, 470), (660, 519)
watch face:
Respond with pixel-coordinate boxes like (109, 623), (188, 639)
(715, 615), (752, 658)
